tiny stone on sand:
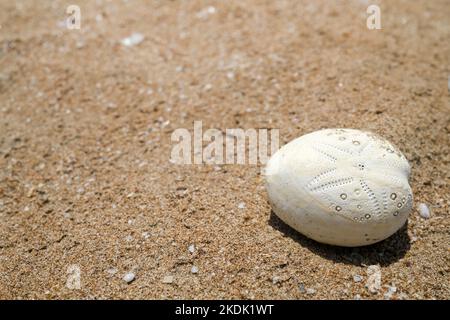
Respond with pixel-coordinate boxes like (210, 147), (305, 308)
(298, 283), (306, 293)
(188, 244), (195, 253)
(191, 266), (199, 274)
(418, 203), (431, 219)
(107, 268), (118, 276)
(384, 285), (397, 300)
(121, 33), (145, 47)
(306, 288), (316, 295)
(123, 272), (135, 283)
(366, 265), (382, 294)
(162, 275), (174, 284)
(196, 6), (216, 19)
(238, 202), (246, 209)
(353, 274), (363, 282)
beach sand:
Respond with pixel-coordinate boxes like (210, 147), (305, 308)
(0, 0), (449, 299)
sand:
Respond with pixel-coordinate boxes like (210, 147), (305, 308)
(0, 0), (449, 299)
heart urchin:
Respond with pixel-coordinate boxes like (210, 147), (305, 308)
(265, 128), (413, 247)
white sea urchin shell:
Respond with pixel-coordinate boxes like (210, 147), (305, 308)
(265, 128), (413, 247)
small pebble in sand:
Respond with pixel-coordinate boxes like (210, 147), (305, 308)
(384, 285), (397, 300)
(188, 244), (195, 253)
(196, 6), (216, 19)
(121, 33), (144, 47)
(76, 41), (85, 50)
(226, 71), (235, 79)
(63, 211), (71, 219)
(353, 274), (363, 282)
(366, 265), (381, 294)
(238, 202), (246, 209)
(306, 288), (316, 295)
(191, 266), (199, 274)
(298, 283), (306, 293)
(27, 187), (34, 198)
(107, 267), (118, 276)
(123, 272), (135, 283)
(418, 203), (431, 219)
(162, 275), (174, 284)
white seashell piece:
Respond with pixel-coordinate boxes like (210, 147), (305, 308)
(418, 203), (431, 219)
(265, 128), (413, 247)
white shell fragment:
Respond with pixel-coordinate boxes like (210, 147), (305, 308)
(121, 33), (144, 47)
(191, 266), (199, 274)
(418, 203), (431, 219)
(162, 275), (174, 284)
(265, 128), (413, 247)
(366, 265), (382, 294)
(123, 272), (135, 283)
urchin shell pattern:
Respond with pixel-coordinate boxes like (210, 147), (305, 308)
(265, 128), (413, 247)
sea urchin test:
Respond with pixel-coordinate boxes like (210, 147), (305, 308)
(265, 129), (413, 247)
